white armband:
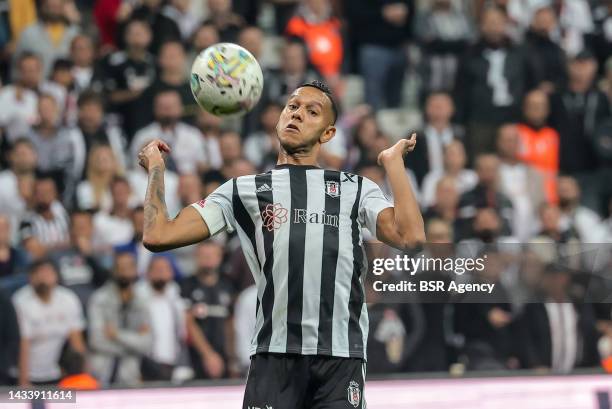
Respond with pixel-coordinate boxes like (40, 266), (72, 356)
(190, 201), (227, 236)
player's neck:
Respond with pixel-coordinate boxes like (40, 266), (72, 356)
(276, 150), (320, 167)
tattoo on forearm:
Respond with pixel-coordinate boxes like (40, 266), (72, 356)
(144, 166), (168, 232)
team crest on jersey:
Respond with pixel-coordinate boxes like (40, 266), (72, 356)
(347, 381), (361, 407)
(325, 181), (340, 198)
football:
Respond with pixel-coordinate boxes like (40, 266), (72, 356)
(190, 42), (264, 117)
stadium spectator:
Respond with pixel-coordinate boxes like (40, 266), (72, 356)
(519, 264), (600, 373)
(171, 174), (204, 276)
(269, 0), (300, 34)
(19, 174), (70, 260)
(117, 0), (181, 55)
(497, 123), (545, 241)
(516, 91), (560, 204)
(70, 91), (128, 181)
(454, 252), (519, 370)
(101, 19), (156, 138)
(51, 210), (110, 307)
(422, 176), (459, 227)
(0, 139), (38, 243)
(590, 1), (612, 71)
(26, 94), (77, 201)
(75, 145), (121, 212)
(238, 26), (270, 137)
(233, 284), (256, 375)
(13, 52), (66, 111)
(266, 38), (320, 105)
(0, 58), (38, 142)
(550, 50), (611, 213)
(0, 215), (27, 279)
(346, 0), (414, 110)
(204, 0), (245, 43)
(454, 6), (527, 160)
(421, 140), (477, 208)
(161, 0), (201, 42)
(454, 154), (513, 241)
(57, 342), (100, 390)
(244, 101), (282, 171)
(194, 110), (224, 170)
(136, 41), (198, 131)
(532, 203), (580, 244)
(93, 0), (123, 49)
(136, 256), (186, 381)
(13, 0), (80, 77)
(69, 34), (97, 93)
(557, 175), (607, 242)
(88, 250), (152, 386)
(131, 90), (208, 174)
(407, 92), (464, 187)
(92, 176), (135, 253)
(218, 130), (244, 171)
(522, 5), (567, 93)
(0, 288), (20, 384)
(50, 58), (80, 127)
(285, 0), (343, 89)
(13, 259), (86, 386)
(414, 0), (474, 95)
(181, 242), (234, 379)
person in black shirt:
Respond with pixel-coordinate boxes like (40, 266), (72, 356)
(549, 50), (611, 213)
(101, 19), (156, 139)
(180, 241), (234, 379)
(0, 214), (27, 279)
(0, 288), (19, 384)
(135, 41), (198, 131)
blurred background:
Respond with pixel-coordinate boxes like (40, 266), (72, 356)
(1, 0), (612, 406)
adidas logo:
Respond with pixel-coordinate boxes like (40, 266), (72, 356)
(256, 183), (273, 193)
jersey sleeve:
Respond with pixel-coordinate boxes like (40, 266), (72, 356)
(359, 177), (393, 239)
(190, 179), (236, 235)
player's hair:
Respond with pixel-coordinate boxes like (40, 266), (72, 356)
(298, 80), (338, 125)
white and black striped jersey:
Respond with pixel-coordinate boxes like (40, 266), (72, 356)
(191, 164), (393, 360)
(19, 201), (70, 247)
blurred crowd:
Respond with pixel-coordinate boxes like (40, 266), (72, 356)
(1, 0), (612, 388)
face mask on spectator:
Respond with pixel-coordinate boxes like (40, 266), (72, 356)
(33, 282), (52, 297)
(151, 279), (167, 291)
(157, 116), (179, 127)
(115, 276), (136, 289)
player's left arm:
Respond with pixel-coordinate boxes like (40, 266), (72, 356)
(376, 133), (426, 250)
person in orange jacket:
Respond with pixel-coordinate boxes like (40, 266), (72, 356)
(58, 342), (100, 390)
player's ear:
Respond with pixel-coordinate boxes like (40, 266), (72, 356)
(320, 126), (336, 144)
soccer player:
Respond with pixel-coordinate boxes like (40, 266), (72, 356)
(138, 80), (425, 409)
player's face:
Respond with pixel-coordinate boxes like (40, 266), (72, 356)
(276, 87), (335, 154)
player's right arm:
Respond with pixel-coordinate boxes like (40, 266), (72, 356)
(139, 139), (211, 252)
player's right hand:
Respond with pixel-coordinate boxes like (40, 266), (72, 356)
(138, 139), (171, 172)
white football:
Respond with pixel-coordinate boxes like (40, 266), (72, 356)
(190, 42), (264, 117)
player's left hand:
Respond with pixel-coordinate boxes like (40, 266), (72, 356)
(377, 133), (417, 166)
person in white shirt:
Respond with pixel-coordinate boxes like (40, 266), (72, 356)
(12, 259), (86, 386)
(421, 139), (478, 208)
(496, 124), (545, 241)
(557, 175), (607, 242)
(136, 256), (186, 381)
(131, 90), (207, 174)
(233, 284), (257, 375)
(0, 139), (38, 244)
(70, 34), (96, 93)
(76, 144), (121, 212)
(93, 177), (135, 253)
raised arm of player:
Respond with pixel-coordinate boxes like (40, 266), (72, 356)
(139, 139), (210, 252)
(375, 133), (426, 250)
